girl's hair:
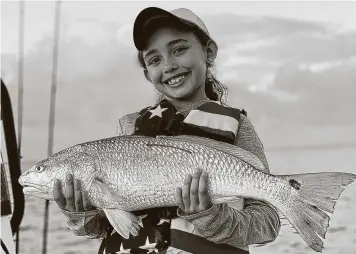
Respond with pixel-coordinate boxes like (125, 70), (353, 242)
(137, 22), (229, 106)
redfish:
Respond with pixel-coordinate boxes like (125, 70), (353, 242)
(18, 135), (356, 252)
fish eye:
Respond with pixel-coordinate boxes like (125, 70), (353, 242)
(35, 166), (44, 173)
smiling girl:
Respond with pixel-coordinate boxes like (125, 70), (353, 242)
(54, 7), (281, 254)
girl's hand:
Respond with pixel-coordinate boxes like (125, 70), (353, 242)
(53, 174), (94, 212)
(176, 169), (212, 215)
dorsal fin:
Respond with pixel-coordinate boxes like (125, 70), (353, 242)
(157, 135), (266, 171)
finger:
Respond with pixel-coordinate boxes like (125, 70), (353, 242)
(176, 187), (185, 211)
(182, 174), (192, 210)
(190, 169), (201, 209)
(64, 174), (75, 211)
(53, 179), (66, 209)
(74, 179), (84, 212)
(198, 171), (211, 210)
(81, 191), (93, 211)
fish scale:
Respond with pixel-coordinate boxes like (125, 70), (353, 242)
(86, 138), (271, 210)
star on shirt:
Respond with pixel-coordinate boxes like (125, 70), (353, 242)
(157, 218), (170, 225)
(148, 105), (167, 119)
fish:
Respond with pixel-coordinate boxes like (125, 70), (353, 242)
(18, 135), (356, 252)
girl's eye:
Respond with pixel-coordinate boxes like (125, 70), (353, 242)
(35, 166), (44, 173)
(148, 57), (161, 66)
(173, 47), (187, 54)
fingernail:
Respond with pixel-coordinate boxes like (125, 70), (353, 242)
(185, 174), (191, 181)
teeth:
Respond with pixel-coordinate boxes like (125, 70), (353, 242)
(166, 74), (186, 85)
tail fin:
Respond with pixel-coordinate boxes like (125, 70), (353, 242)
(280, 172), (356, 252)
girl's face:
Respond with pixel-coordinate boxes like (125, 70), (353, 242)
(142, 27), (208, 101)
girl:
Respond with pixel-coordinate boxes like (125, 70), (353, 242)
(54, 7), (281, 254)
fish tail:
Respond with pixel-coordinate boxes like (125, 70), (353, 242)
(280, 172), (356, 252)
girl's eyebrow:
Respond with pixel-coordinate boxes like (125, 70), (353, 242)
(144, 39), (189, 60)
(167, 38), (188, 47)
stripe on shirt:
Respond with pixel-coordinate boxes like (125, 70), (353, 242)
(198, 101), (241, 121)
(170, 229), (249, 254)
(184, 110), (239, 135)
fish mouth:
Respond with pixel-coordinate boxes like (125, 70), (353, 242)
(22, 183), (49, 194)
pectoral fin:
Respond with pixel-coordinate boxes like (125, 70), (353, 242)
(91, 179), (143, 239)
(103, 208), (143, 239)
(92, 179), (121, 202)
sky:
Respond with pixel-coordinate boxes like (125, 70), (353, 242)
(2, 1), (356, 54)
(1, 1), (356, 161)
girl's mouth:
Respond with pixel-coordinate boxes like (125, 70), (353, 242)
(163, 73), (189, 88)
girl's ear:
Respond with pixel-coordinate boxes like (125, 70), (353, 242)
(206, 39), (218, 63)
(144, 69), (151, 82)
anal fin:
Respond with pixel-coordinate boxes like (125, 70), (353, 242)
(211, 196), (244, 210)
(211, 195), (241, 204)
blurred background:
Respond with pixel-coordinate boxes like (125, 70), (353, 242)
(1, 1), (356, 254)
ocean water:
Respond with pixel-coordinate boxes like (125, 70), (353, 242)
(8, 148), (356, 254)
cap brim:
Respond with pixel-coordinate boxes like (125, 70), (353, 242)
(133, 7), (196, 50)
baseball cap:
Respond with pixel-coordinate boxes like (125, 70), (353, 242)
(133, 7), (214, 51)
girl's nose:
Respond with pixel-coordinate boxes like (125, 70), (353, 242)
(163, 58), (178, 74)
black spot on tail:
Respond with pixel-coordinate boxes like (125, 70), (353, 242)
(289, 179), (301, 190)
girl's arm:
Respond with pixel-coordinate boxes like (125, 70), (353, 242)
(178, 114), (281, 246)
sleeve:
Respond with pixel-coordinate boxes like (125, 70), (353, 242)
(178, 114), (281, 247)
(61, 209), (110, 239)
(60, 113), (138, 238)
(116, 116), (125, 136)
(116, 112), (139, 136)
